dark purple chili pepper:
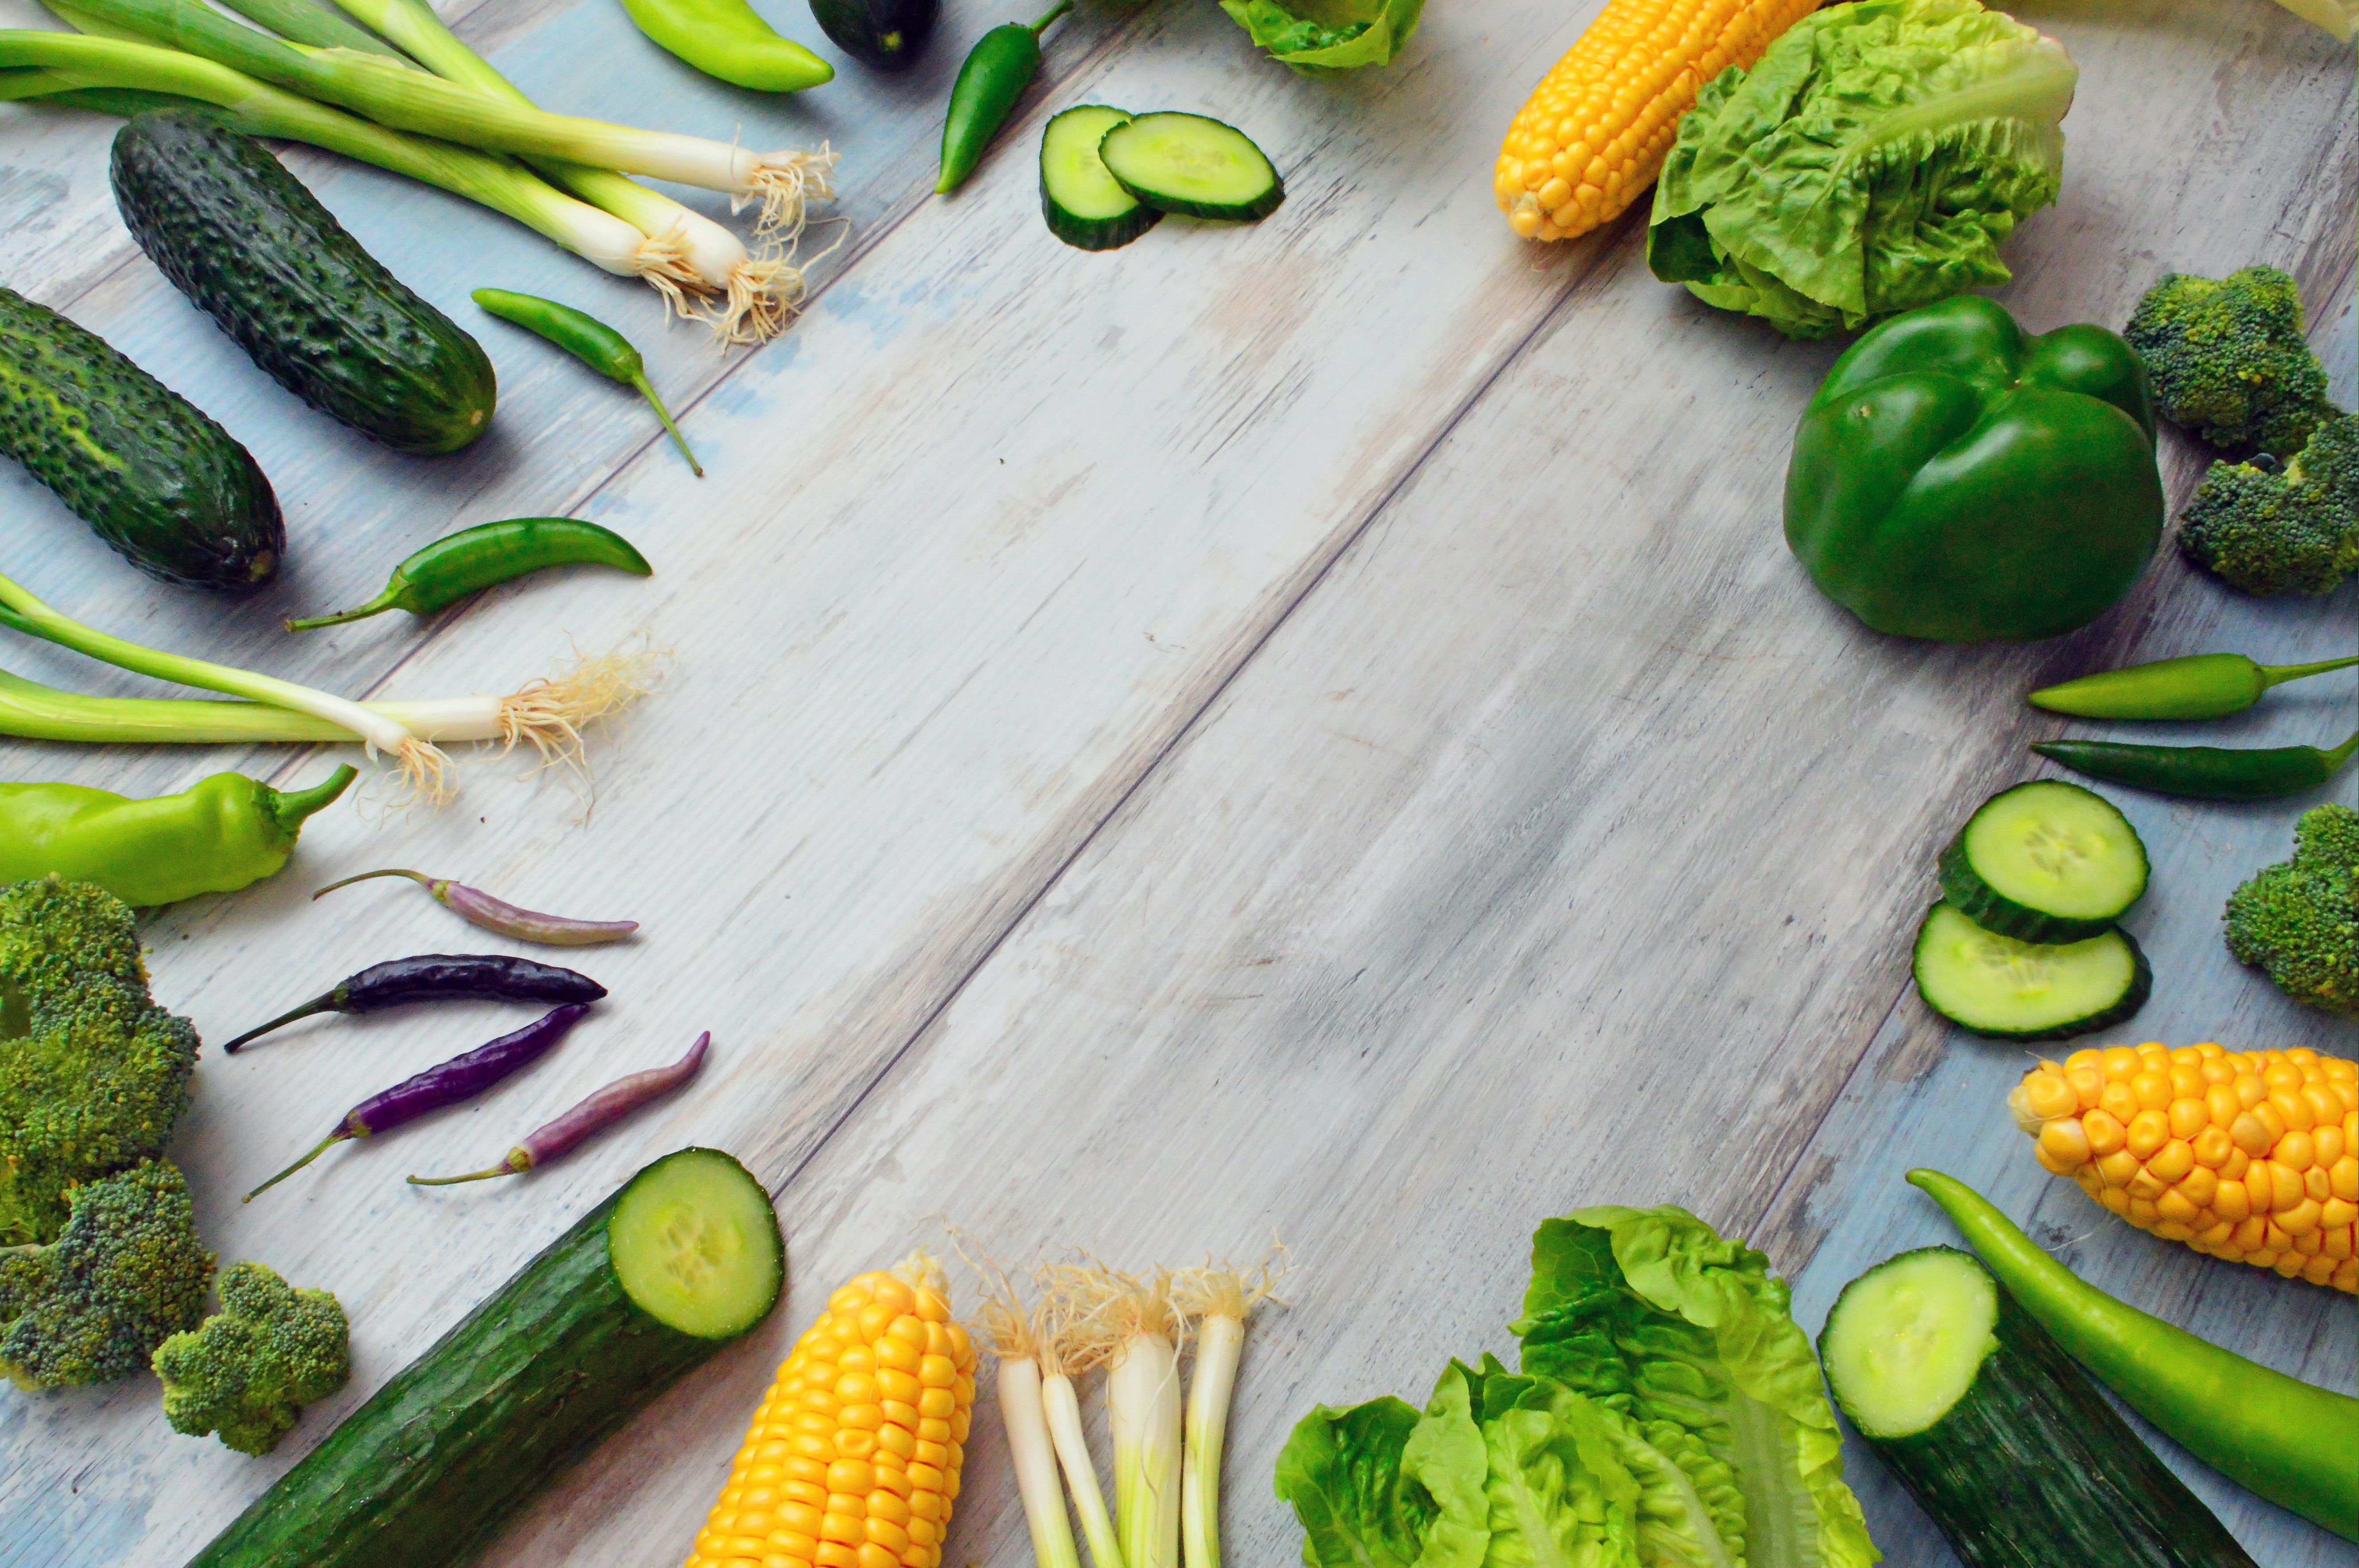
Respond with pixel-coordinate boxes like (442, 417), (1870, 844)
(312, 867), (639, 946)
(408, 1030), (710, 1186)
(244, 1003), (590, 1201)
(220, 954), (607, 1053)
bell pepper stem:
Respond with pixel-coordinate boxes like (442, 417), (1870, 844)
(267, 764), (358, 834)
(2261, 654), (2359, 688)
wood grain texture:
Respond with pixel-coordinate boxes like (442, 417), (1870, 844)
(0, 0), (2352, 1559)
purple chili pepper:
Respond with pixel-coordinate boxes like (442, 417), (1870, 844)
(243, 1003), (591, 1201)
(312, 867), (638, 946)
(220, 955), (606, 1053)
(408, 1031), (711, 1187)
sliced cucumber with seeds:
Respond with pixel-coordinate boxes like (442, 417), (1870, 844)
(1938, 781), (2148, 944)
(1821, 1247), (2259, 1568)
(1098, 112), (1283, 222)
(1912, 901), (2149, 1041)
(1041, 105), (1161, 252)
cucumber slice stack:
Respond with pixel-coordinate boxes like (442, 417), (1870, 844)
(1913, 780), (2151, 1041)
(1040, 106), (1282, 250)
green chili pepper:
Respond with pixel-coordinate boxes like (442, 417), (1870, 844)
(935, 0), (1071, 194)
(0, 765), (355, 906)
(1911, 1170), (2359, 1542)
(615, 0), (833, 91)
(2029, 652), (2359, 720)
(2033, 728), (2358, 800)
(285, 518), (652, 631)
(472, 288), (703, 476)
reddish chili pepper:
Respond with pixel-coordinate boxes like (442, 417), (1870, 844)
(408, 1031), (710, 1186)
(312, 867), (638, 946)
(220, 954), (606, 1052)
(244, 1003), (590, 1200)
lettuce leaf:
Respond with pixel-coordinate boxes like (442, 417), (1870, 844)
(1217, 0), (1424, 72)
(1274, 1367), (1488, 1568)
(1515, 1207), (1879, 1568)
(1646, 0), (2077, 339)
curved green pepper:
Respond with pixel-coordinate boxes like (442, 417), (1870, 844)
(616, 0), (833, 91)
(0, 765), (354, 905)
(1784, 296), (2165, 643)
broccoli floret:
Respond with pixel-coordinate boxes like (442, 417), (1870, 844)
(0, 1160), (214, 1388)
(2224, 803), (2358, 1018)
(2124, 266), (2339, 456)
(0, 877), (200, 1247)
(153, 1262), (350, 1455)
(2178, 411), (2359, 595)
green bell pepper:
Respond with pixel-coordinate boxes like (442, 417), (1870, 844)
(1783, 296), (2165, 643)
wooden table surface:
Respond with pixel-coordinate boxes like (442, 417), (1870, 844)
(0, 0), (2352, 1558)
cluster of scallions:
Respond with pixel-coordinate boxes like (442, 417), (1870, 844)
(0, 566), (661, 802)
(969, 1246), (1284, 1568)
(0, 0), (836, 343)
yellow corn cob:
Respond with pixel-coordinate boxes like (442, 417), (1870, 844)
(686, 1252), (980, 1568)
(1493, 0), (1819, 242)
(2009, 1043), (2358, 1294)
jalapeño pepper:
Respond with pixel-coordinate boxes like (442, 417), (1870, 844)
(0, 765), (355, 905)
(935, 0), (1071, 193)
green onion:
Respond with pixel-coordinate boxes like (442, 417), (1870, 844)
(975, 1271), (1088, 1568)
(1064, 1269), (1181, 1568)
(0, 46), (648, 276)
(1171, 1260), (1280, 1568)
(3, 1), (829, 226)
(1036, 1280), (1129, 1568)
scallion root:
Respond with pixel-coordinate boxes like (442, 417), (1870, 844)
(742, 146), (836, 240)
(492, 639), (668, 776)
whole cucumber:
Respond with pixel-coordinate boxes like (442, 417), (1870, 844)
(0, 284), (283, 589)
(110, 110), (497, 456)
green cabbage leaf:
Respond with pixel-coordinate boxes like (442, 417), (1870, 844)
(1646, 0), (2077, 339)
(1217, 0), (1424, 72)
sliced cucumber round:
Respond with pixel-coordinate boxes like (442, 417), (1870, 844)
(1912, 901), (2150, 1042)
(1821, 1247), (1999, 1439)
(1041, 105), (1160, 252)
(610, 1146), (785, 1339)
(1097, 112), (1283, 222)
(1937, 781), (2148, 943)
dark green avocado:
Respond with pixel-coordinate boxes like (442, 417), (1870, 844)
(110, 109), (496, 456)
(0, 284), (283, 589)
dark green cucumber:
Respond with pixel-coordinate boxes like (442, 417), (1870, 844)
(110, 110), (496, 456)
(1937, 780), (2148, 943)
(1041, 106), (1160, 252)
(189, 1148), (783, 1568)
(807, 0), (935, 69)
(1097, 112), (1283, 222)
(1912, 901), (2150, 1041)
(1820, 1247), (2258, 1568)
(0, 283), (282, 589)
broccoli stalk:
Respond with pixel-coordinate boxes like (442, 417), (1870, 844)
(153, 1262), (351, 1455)
(0, 1160), (214, 1389)
(2124, 266), (2340, 457)
(2178, 411), (2359, 596)
(2224, 803), (2359, 1017)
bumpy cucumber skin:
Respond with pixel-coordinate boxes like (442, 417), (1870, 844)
(0, 285), (282, 589)
(1822, 1247), (2258, 1568)
(188, 1148), (783, 1568)
(1935, 782), (2147, 944)
(1911, 902), (2152, 1042)
(1041, 107), (1162, 252)
(111, 111), (496, 457)
(1099, 113), (1284, 222)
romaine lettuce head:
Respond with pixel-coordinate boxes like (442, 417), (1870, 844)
(1218, 0), (1424, 72)
(1514, 1206), (1879, 1568)
(1646, 0), (2077, 339)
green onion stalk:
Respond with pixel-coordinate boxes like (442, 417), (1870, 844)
(1064, 1269), (1182, 1568)
(327, 0), (816, 342)
(1171, 1260), (1280, 1568)
(0, 48), (648, 278)
(0, 573), (660, 794)
(972, 1267), (1087, 1568)
(0, 3), (829, 227)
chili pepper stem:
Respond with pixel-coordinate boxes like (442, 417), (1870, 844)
(268, 764), (358, 832)
(312, 867), (442, 901)
(285, 586), (407, 632)
(628, 370), (703, 476)
(244, 1130), (354, 1200)
(2263, 654), (2359, 687)
(406, 1155), (530, 1185)
(1029, 0), (1072, 31)
(220, 994), (339, 1053)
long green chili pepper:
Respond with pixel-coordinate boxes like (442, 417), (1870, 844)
(0, 765), (354, 905)
(471, 288), (703, 475)
(286, 517), (651, 631)
(1912, 1170), (2359, 1542)
(935, 0), (1071, 194)
(615, 0), (832, 91)
(2034, 728), (2358, 801)
(2030, 653), (2359, 720)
